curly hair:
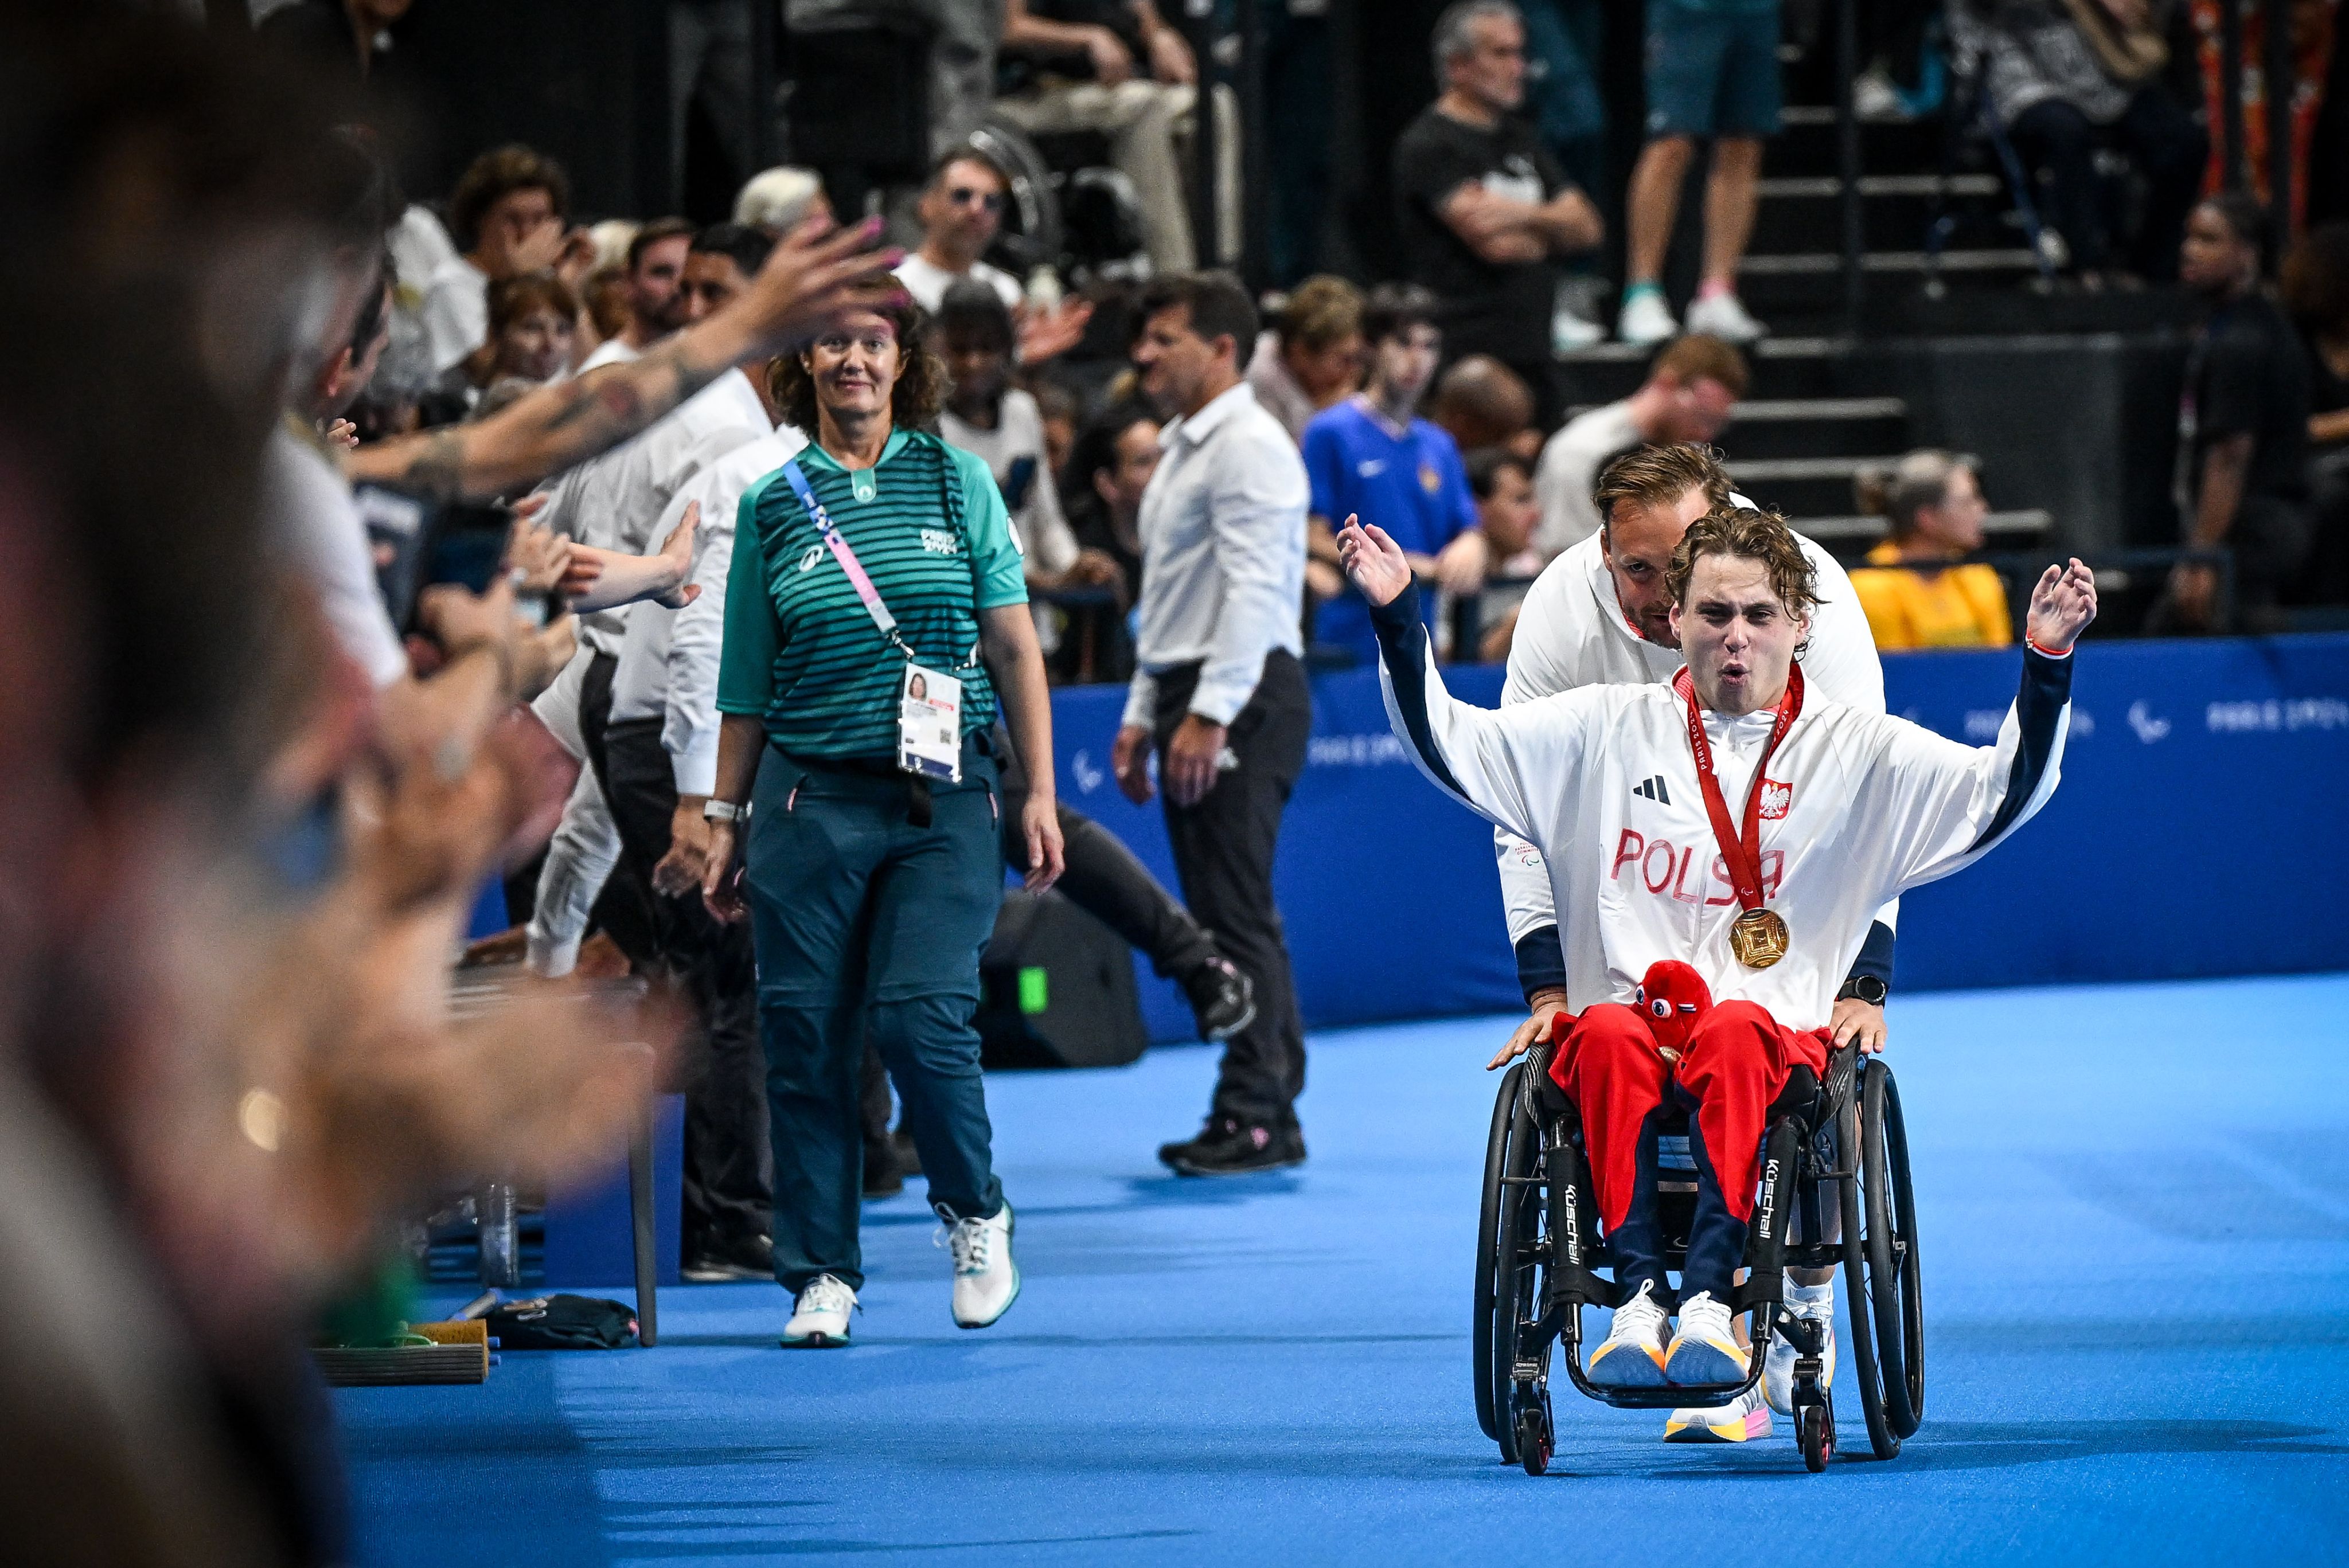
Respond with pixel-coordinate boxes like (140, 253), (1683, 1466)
(767, 285), (947, 437)
(1665, 505), (1820, 619)
(448, 144), (569, 252)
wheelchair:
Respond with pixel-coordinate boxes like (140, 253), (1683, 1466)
(1473, 1037), (1923, 1474)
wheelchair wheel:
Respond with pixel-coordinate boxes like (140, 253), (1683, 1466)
(1800, 1401), (1835, 1473)
(1835, 1089), (1901, 1461)
(1491, 1088), (1549, 1465)
(1862, 1061), (1926, 1438)
(1516, 1400), (1554, 1476)
(1472, 1062), (1524, 1443)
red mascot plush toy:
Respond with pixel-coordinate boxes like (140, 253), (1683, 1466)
(1634, 959), (1711, 1065)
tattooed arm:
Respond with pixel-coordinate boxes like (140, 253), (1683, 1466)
(350, 216), (897, 503)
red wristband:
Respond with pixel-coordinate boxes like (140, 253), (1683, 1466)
(2024, 636), (2070, 659)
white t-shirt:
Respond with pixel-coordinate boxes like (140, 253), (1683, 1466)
(893, 252), (1022, 313)
(420, 255), (489, 376)
(264, 424), (408, 690)
(576, 335), (641, 373)
(941, 388), (1077, 576)
(1532, 398), (1642, 558)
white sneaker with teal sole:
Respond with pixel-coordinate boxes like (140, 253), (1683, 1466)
(1664, 1384), (1774, 1443)
(1617, 288), (1679, 346)
(942, 1202), (1020, 1328)
(1665, 1290), (1749, 1386)
(781, 1273), (856, 1348)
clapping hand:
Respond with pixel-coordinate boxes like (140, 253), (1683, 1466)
(2025, 557), (2098, 652)
(1334, 514), (1413, 607)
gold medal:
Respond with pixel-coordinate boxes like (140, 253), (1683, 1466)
(1728, 908), (1790, 969)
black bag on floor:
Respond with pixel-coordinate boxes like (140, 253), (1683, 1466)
(485, 1294), (638, 1350)
(977, 889), (1149, 1070)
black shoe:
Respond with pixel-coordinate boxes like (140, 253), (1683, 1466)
(1168, 1120), (1305, 1178)
(863, 1145), (904, 1200)
(891, 1127), (922, 1177)
(1157, 1116), (1234, 1171)
(681, 1231), (774, 1282)
(1182, 955), (1257, 1042)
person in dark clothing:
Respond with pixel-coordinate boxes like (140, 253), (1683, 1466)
(2282, 221), (2349, 605)
(2167, 193), (2313, 632)
(1393, 1), (1602, 430)
(1951, 0), (2207, 285)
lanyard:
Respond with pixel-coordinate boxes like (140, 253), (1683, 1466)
(781, 458), (918, 660)
(1671, 662), (1804, 914)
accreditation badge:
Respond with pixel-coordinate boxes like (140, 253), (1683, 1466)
(898, 662), (962, 784)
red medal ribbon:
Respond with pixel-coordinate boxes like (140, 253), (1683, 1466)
(1671, 662), (1805, 914)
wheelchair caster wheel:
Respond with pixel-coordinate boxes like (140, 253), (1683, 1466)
(1515, 1405), (1552, 1476)
(1800, 1402), (1833, 1473)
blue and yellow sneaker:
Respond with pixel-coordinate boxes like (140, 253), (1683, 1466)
(1665, 1291), (1748, 1386)
(1587, 1279), (1671, 1387)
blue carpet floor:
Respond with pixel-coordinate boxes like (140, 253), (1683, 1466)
(342, 974), (2349, 1565)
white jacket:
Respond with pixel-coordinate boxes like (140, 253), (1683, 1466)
(1496, 525), (1889, 967)
(1378, 592), (2069, 1030)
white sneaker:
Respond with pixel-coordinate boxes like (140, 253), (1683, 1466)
(1586, 1278), (1671, 1387)
(1684, 290), (1767, 345)
(1665, 1290), (1749, 1386)
(1854, 67), (1914, 123)
(781, 1273), (856, 1347)
(1763, 1281), (1839, 1414)
(1617, 288), (1679, 347)
(940, 1201), (1020, 1329)
(1664, 1383), (1774, 1443)
(1552, 307), (1607, 355)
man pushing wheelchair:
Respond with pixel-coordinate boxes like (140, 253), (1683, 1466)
(1337, 502), (2094, 1460)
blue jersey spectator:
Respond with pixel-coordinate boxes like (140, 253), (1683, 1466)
(1304, 285), (1483, 661)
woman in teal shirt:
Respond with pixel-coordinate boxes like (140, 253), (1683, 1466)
(702, 286), (1063, 1347)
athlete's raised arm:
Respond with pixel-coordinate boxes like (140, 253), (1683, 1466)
(1340, 515), (1593, 847)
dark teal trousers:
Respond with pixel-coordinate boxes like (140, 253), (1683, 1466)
(746, 742), (1006, 1293)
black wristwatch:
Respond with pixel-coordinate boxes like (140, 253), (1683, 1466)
(1836, 975), (1888, 1006)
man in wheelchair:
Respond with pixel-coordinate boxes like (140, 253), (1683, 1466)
(1337, 503), (2095, 1450)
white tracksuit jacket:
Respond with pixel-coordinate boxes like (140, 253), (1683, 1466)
(1375, 590), (2071, 1031)
(1495, 524), (1890, 975)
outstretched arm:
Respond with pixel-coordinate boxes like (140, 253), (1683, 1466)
(1339, 515), (1587, 845)
(350, 218), (895, 503)
(1875, 560), (2098, 895)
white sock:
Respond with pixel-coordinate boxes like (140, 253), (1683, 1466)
(1786, 1280), (1835, 1311)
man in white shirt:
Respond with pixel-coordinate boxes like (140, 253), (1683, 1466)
(524, 226), (778, 977)
(577, 217), (695, 373)
(1341, 503), (2093, 1442)
(1111, 274), (1314, 1176)
(1495, 441), (1891, 1440)
(1532, 334), (1746, 558)
(893, 148), (1025, 313)
(420, 144), (587, 377)
(599, 357), (802, 1280)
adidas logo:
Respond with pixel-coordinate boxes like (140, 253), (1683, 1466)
(1632, 775), (1672, 804)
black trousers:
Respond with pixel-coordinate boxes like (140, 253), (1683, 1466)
(578, 664), (772, 1254)
(2009, 87), (2207, 282)
(1150, 652), (1312, 1129)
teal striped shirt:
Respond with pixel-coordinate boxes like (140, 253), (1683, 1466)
(717, 428), (1028, 761)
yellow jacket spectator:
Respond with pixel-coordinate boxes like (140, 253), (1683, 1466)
(1849, 450), (2014, 650)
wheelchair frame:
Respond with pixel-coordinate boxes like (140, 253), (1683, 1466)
(1473, 1039), (1924, 1474)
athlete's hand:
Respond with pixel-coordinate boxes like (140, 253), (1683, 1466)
(2026, 557), (2097, 651)
(1111, 723), (1154, 805)
(1164, 715), (1227, 808)
(1490, 988), (1569, 1070)
(1335, 514), (1412, 607)
(1831, 996), (1887, 1055)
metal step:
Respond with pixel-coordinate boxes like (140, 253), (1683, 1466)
(1741, 249), (2040, 276)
